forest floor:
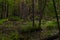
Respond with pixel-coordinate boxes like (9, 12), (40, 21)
(0, 21), (59, 40)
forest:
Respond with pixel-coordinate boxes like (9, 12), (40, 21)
(0, 0), (60, 40)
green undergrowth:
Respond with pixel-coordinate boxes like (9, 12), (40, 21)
(0, 20), (59, 40)
(0, 31), (24, 40)
(0, 18), (59, 31)
(2, 20), (59, 32)
(0, 19), (8, 25)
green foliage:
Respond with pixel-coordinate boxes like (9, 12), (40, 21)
(8, 16), (21, 21)
(0, 31), (24, 40)
(0, 19), (8, 25)
(35, 16), (39, 20)
(9, 31), (20, 40)
(45, 20), (58, 30)
(0, 0), (60, 40)
(20, 21), (33, 31)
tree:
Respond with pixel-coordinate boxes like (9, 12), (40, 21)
(31, 0), (34, 27)
(52, 0), (60, 39)
(0, 0), (8, 19)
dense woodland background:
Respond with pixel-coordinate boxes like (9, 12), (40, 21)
(0, 0), (60, 40)
(0, 0), (60, 19)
